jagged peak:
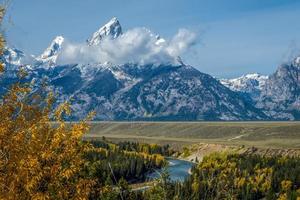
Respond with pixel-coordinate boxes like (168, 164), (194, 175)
(106, 17), (119, 26)
(52, 36), (64, 45)
(39, 36), (64, 59)
(87, 17), (122, 46)
(36, 36), (65, 67)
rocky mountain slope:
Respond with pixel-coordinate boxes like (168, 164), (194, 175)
(256, 58), (300, 120)
(220, 57), (300, 120)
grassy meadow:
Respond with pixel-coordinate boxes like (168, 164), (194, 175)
(84, 121), (300, 149)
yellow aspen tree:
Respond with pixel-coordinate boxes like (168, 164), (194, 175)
(0, 7), (95, 200)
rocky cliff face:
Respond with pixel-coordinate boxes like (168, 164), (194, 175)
(256, 60), (300, 120)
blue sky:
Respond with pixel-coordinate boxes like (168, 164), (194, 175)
(3, 0), (300, 78)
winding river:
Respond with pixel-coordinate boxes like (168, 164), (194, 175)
(146, 158), (195, 182)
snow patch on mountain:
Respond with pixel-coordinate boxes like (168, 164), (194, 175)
(220, 73), (268, 98)
(2, 47), (36, 69)
(292, 55), (300, 68)
(3, 47), (26, 66)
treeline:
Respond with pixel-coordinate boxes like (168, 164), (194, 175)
(180, 153), (300, 200)
(90, 140), (174, 156)
(139, 153), (300, 200)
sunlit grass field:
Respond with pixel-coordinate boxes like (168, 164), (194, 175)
(84, 121), (300, 149)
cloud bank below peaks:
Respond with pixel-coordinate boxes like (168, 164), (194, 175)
(56, 28), (197, 65)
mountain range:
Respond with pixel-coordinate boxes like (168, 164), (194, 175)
(1, 17), (300, 120)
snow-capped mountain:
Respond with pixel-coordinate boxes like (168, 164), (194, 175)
(3, 17), (300, 120)
(35, 17), (122, 67)
(37, 36), (64, 66)
(87, 17), (122, 46)
(220, 73), (268, 99)
(1, 49), (268, 120)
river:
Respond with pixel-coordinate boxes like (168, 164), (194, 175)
(146, 158), (195, 182)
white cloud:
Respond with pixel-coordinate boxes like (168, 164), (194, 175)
(56, 28), (197, 65)
(166, 29), (197, 57)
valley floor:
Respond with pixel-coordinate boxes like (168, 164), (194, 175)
(84, 121), (300, 149)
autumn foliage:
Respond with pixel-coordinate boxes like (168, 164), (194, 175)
(0, 7), (96, 199)
(0, 89), (95, 199)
